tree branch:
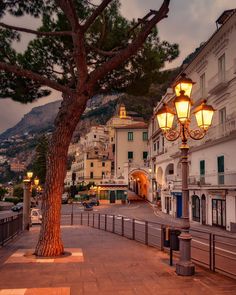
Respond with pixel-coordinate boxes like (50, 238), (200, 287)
(83, 0), (113, 31)
(0, 22), (73, 37)
(0, 62), (73, 95)
(55, 0), (80, 31)
(88, 0), (170, 86)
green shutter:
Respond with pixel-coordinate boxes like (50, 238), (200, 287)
(217, 156), (224, 173)
(200, 160), (205, 175)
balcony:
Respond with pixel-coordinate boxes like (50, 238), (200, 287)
(208, 66), (234, 94)
(188, 172), (236, 187)
(204, 117), (236, 143)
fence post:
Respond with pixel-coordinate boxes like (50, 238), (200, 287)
(98, 213), (100, 229)
(105, 214), (107, 231)
(121, 216), (124, 236)
(160, 225), (164, 251)
(145, 221), (148, 245)
(209, 233), (212, 271)
(93, 213), (95, 227)
(212, 234), (215, 272)
(81, 212), (83, 225)
(113, 215), (115, 233)
(132, 219), (135, 240)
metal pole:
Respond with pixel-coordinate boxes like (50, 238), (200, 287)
(105, 214), (107, 231)
(121, 216), (124, 236)
(93, 213), (95, 227)
(132, 219), (135, 240)
(23, 181), (31, 230)
(176, 142), (195, 276)
(71, 202), (74, 226)
(145, 221), (148, 245)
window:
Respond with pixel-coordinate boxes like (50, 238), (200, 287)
(200, 160), (205, 183)
(143, 132), (148, 141)
(218, 54), (225, 81)
(128, 151), (133, 159)
(157, 141), (160, 152)
(90, 172), (94, 179)
(128, 132), (133, 141)
(219, 107), (226, 124)
(143, 151), (148, 160)
(102, 162), (105, 167)
(94, 135), (97, 139)
(153, 143), (156, 151)
(200, 73), (206, 97)
(217, 156), (224, 184)
(90, 162), (93, 167)
(200, 160), (205, 176)
(102, 171), (105, 178)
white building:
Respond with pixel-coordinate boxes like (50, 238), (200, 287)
(148, 9), (236, 232)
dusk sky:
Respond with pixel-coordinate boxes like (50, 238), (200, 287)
(0, 0), (235, 133)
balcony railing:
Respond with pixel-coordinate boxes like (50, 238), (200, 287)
(204, 117), (236, 143)
(208, 66), (234, 94)
(188, 172), (236, 186)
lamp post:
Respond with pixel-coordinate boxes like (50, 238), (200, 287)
(23, 172), (40, 230)
(156, 73), (215, 276)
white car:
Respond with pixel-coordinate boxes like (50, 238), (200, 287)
(30, 208), (42, 224)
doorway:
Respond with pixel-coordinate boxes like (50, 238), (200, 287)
(212, 199), (226, 228)
(110, 191), (116, 203)
(176, 195), (182, 218)
(192, 195), (200, 222)
(201, 194), (206, 225)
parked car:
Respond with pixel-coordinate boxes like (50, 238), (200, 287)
(83, 203), (93, 211)
(62, 193), (69, 204)
(82, 197), (99, 207)
(30, 208), (42, 224)
(11, 202), (23, 212)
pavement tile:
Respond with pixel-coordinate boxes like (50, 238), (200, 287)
(0, 225), (235, 295)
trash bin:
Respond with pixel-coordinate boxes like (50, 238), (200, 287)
(163, 227), (170, 247)
(170, 229), (181, 251)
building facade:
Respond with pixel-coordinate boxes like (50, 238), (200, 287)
(148, 9), (236, 231)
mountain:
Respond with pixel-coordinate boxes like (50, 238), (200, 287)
(0, 100), (61, 140)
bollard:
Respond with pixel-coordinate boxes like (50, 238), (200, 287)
(145, 221), (148, 245)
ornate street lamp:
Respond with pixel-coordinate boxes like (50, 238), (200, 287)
(34, 176), (40, 187)
(27, 171), (33, 180)
(156, 73), (215, 276)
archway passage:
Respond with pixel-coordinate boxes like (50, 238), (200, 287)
(129, 170), (149, 199)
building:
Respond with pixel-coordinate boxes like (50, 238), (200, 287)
(148, 9), (236, 231)
(10, 161), (26, 172)
(65, 125), (111, 186)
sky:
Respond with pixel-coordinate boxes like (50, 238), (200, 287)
(0, 0), (235, 133)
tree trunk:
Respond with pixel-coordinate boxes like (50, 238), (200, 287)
(35, 94), (87, 257)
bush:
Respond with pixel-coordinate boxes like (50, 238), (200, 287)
(4, 197), (20, 205)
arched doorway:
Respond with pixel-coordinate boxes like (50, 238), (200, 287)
(129, 170), (149, 199)
(201, 194), (206, 225)
(165, 163), (174, 182)
(192, 195), (200, 222)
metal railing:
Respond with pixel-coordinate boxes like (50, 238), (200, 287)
(61, 212), (236, 279)
(0, 214), (23, 246)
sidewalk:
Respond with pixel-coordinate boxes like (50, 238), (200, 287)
(0, 225), (235, 295)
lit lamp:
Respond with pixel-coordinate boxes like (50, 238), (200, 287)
(34, 176), (39, 186)
(194, 100), (215, 130)
(174, 94), (192, 124)
(173, 73), (195, 98)
(156, 104), (175, 131)
(27, 171), (33, 179)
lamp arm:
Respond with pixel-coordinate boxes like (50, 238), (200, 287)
(186, 126), (206, 140)
(164, 125), (181, 141)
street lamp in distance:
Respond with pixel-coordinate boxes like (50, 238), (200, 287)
(156, 73), (215, 276)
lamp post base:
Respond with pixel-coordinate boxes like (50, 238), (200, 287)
(176, 230), (195, 276)
(176, 261), (195, 276)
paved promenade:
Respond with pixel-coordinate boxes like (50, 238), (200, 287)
(0, 225), (235, 295)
